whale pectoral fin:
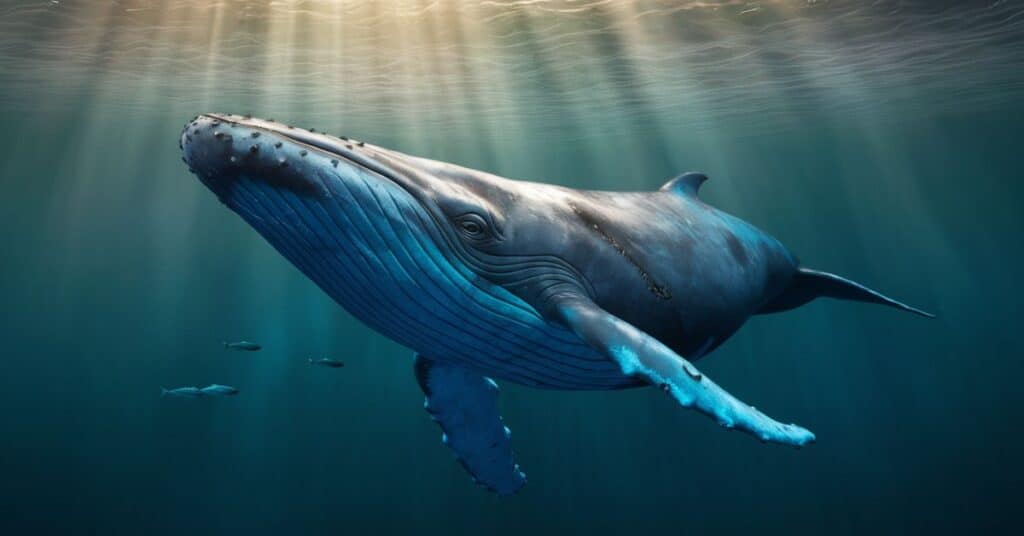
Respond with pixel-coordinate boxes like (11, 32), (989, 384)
(413, 354), (526, 495)
(553, 296), (816, 447)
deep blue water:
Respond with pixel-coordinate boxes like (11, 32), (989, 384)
(1, 1), (1022, 533)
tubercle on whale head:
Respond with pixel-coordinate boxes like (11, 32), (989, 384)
(180, 113), (339, 200)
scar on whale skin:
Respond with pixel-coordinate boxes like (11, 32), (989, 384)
(568, 201), (672, 300)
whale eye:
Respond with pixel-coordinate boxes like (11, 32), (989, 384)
(455, 213), (488, 239)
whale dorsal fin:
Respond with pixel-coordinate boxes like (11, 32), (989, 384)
(659, 172), (708, 198)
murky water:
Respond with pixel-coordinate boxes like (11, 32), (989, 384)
(1, 0), (1022, 533)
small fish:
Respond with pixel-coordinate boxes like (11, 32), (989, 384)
(309, 357), (345, 368)
(200, 384), (239, 396)
(223, 340), (261, 351)
(161, 386), (204, 398)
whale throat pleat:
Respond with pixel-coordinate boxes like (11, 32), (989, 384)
(229, 175), (633, 389)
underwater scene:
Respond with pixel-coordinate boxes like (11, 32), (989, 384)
(1, 0), (1022, 533)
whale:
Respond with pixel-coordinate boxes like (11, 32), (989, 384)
(180, 113), (933, 494)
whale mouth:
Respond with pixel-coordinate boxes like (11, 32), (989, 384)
(180, 113), (410, 201)
(178, 113), (458, 356)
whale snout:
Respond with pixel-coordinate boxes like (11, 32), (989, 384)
(180, 115), (235, 175)
(181, 113), (340, 199)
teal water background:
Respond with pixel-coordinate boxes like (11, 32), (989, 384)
(1, 1), (1022, 533)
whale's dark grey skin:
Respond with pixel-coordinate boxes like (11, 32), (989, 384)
(181, 113), (933, 494)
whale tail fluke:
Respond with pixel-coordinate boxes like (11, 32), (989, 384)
(758, 267), (935, 318)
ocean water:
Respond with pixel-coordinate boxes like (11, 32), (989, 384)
(1, 0), (1022, 533)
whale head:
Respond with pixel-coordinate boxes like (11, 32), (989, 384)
(180, 114), (605, 345)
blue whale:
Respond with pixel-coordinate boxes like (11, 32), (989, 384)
(181, 114), (933, 494)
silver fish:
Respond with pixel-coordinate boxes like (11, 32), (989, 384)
(200, 384), (239, 396)
(223, 341), (261, 351)
(308, 357), (345, 368)
(161, 386), (204, 398)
